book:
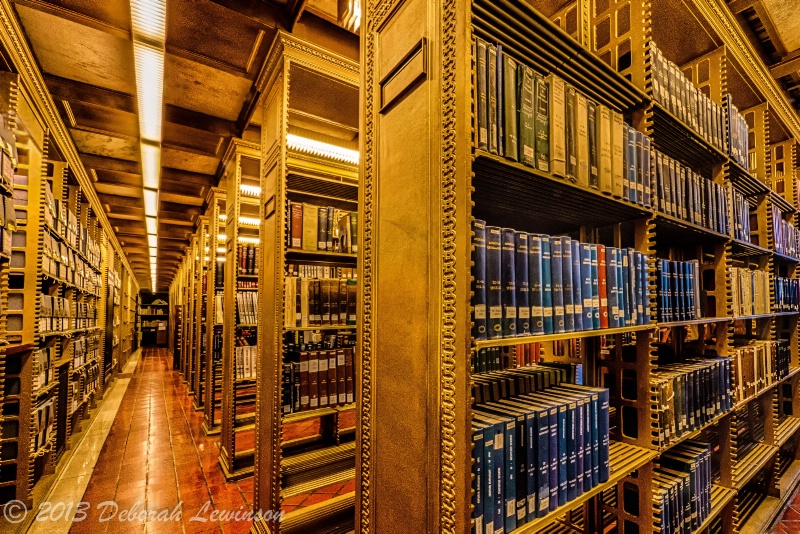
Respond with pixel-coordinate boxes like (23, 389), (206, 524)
(515, 232), (530, 335)
(576, 92), (589, 187)
(497, 44), (504, 157)
(503, 53), (518, 161)
(540, 236), (554, 335)
(565, 86), (578, 183)
(486, 226), (503, 339)
(570, 239), (583, 331)
(533, 73), (550, 173)
(472, 219), (488, 340)
(501, 228), (518, 337)
(547, 74), (566, 177)
(560, 237), (575, 332)
(488, 43), (498, 155)
(550, 237), (565, 333)
(518, 64), (535, 167)
(528, 235), (544, 335)
(302, 204), (317, 252)
(476, 38), (489, 152)
(598, 104), (612, 194)
(587, 99), (599, 190)
(611, 111), (624, 197)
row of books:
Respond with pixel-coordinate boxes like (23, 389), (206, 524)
(475, 38), (656, 210)
(772, 205), (799, 259)
(75, 302), (98, 329)
(140, 306), (167, 315)
(284, 277), (358, 328)
(234, 344), (257, 380)
(44, 181), (101, 266)
(236, 291), (258, 325)
(650, 357), (732, 449)
(33, 346), (55, 391)
(472, 372), (610, 532)
(775, 277), (799, 312)
(43, 231), (102, 295)
(237, 280), (257, 289)
(731, 267), (770, 317)
(472, 222), (652, 340)
(0, 115), (15, 194)
(650, 42), (744, 163)
(33, 397), (54, 452)
(730, 340), (790, 403)
(39, 294), (72, 333)
(214, 260), (224, 288)
(237, 244), (259, 276)
(725, 95), (750, 169)
(73, 334), (100, 368)
(653, 442), (713, 534)
(653, 151), (729, 235)
(78, 361), (100, 403)
(730, 187), (752, 243)
(282, 347), (356, 413)
(655, 259), (700, 323)
(287, 202), (358, 254)
(0, 194), (14, 259)
(286, 264), (356, 279)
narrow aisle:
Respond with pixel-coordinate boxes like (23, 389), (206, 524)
(70, 348), (253, 534)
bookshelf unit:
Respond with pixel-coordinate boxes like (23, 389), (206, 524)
(252, 32), (360, 534)
(361, 1), (800, 533)
(192, 218), (210, 412)
(138, 295), (169, 348)
(202, 187), (226, 435)
(218, 139), (261, 480)
(0, 69), (137, 507)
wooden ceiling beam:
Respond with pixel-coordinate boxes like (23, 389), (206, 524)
(205, 0), (285, 29)
(81, 153), (217, 187)
(771, 50), (800, 79)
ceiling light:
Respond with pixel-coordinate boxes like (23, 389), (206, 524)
(239, 216), (260, 226)
(133, 43), (164, 143)
(204, 256), (210, 262)
(145, 216), (157, 234)
(217, 246), (225, 253)
(219, 214), (227, 222)
(217, 257), (226, 262)
(148, 234), (158, 248)
(287, 134), (359, 164)
(144, 189), (158, 217)
(130, 0), (166, 43)
(150, 247), (158, 257)
(204, 247), (209, 253)
(141, 142), (161, 189)
(238, 236), (260, 244)
(241, 184), (261, 197)
(218, 234), (226, 241)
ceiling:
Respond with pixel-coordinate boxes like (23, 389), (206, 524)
(729, 0), (800, 113)
(10, 0), (358, 291)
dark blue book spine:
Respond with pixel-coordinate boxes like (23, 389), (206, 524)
(554, 405), (567, 506)
(617, 248), (627, 327)
(472, 219), (487, 340)
(545, 408), (558, 512)
(540, 236), (554, 334)
(503, 419), (517, 532)
(606, 247), (619, 328)
(483, 428), (495, 531)
(574, 399), (586, 496)
(486, 226), (503, 339)
(580, 243), (593, 329)
(625, 249), (635, 326)
(551, 238), (565, 333)
(580, 397), (592, 492)
(528, 235), (545, 335)
(472, 428), (484, 534)
(591, 244), (600, 329)
(534, 410), (549, 518)
(501, 228), (517, 337)
(561, 237), (575, 332)
(515, 232), (530, 335)
(597, 388), (609, 482)
(494, 425), (504, 534)
(565, 401), (577, 501)
(627, 125), (638, 204)
(687, 261), (695, 319)
(524, 413), (537, 522)
(670, 261), (679, 322)
(571, 239), (583, 331)
(634, 251), (644, 325)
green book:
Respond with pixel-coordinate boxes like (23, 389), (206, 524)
(503, 53), (518, 161)
(534, 73), (550, 173)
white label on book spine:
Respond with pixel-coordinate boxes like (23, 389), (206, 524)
(543, 307), (553, 317)
(489, 306), (502, 319)
(474, 304), (486, 319)
(532, 306), (543, 317)
(565, 304), (573, 314)
(504, 306), (516, 318)
(518, 307), (530, 319)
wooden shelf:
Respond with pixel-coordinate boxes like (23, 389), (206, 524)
(658, 316), (731, 328)
(775, 417), (800, 447)
(732, 442), (777, 490)
(738, 460), (800, 534)
(283, 403), (355, 424)
(730, 239), (772, 258)
(696, 485), (736, 533)
(658, 408), (732, 453)
(473, 324), (654, 350)
(649, 101), (728, 169)
(285, 325), (356, 332)
(654, 212), (731, 244)
(733, 313), (778, 321)
(507, 441), (656, 534)
(772, 250), (799, 264)
(40, 326), (101, 339)
(286, 250), (357, 263)
(728, 161), (770, 197)
(769, 192), (797, 214)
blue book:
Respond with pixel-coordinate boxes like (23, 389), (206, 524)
(528, 235), (545, 335)
(547, 391), (587, 496)
(538, 393), (577, 501)
(558, 385), (602, 488)
(561, 237), (575, 332)
(540, 236), (554, 334)
(550, 237), (565, 333)
(528, 393), (566, 507)
(627, 249), (637, 326)
(627, 125), (637, 204)
(472, 425), (485, 534)
(473, 413), (509, 533)
(472, 219), (487, 340)
(477, 421), (495, 533)
(515, 232), (530, 335)
(486, 226), (503, 338)
(580, 243), (594, 329)
(686, 261), (695, 319)
(571, 239), (583, 331)
(670, 261), (680, 321)
(606, 247), (620, 328)
(501, 228), (517, 337)
(590, 245), (600, 329)
(639, 252), (650, 324)
(482, 404), (527, 525)
(618, 249), (628, 326)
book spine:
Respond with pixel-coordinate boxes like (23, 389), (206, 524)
(611, 111), (624, 197)
(550, 237), (565, 333)
(598, 104), (612, 193)
(472, 219), (488, 340)
(486, 226), (503, 339)
(588, 99), (598, 189)
(496, 44), (504, 158)
(472, 428), (484, 534)
(528, 235), (544, 335)
(606, 247), (618, 328)
(627, 125), (638, 204)
(476, 38), (489, 152)
(571, 239), (584, 331)
(565, 86), (578, 183)
(541, 236), (554, 334)
(515, 232), (530, 335)
(548, 74), (566, 177)
(317, 207), (327, 251)
(502, 228), (518, 337)
(326, 208), (334, 250)
(518, 64), (535, 166)
(534, 73), (550, 173)
(503, 53), (518, 161)
(581, 244), (594, 329)
(561, 237), (575, 332)
(576, 92), (589, 187)
(291, 202), (302, 248)
(597, 245), (608, 329)
(487, 43), (498, 155)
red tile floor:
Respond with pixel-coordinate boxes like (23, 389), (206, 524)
(69, 347), (353, 533)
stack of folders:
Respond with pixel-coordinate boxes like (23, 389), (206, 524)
(471, 366), (610, 533)
(650, 357), (732, 449)
(653, 151), (729, 235)
(653, 442), (713, 534)
(474, 37), (654, 208)
(731, 267), (770, 316)
(730, 186), (752, 242)
(472, 220), (651, 341)
(775, 276), (799, 311)
(772, 205), (800, 259)
(655, 259), (701, 322)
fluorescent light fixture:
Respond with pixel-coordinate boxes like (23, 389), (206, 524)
(204, 256), (210, 262)
(287, 134), (359, 164)
(218, 234), (226, 241)
(219, 214), (227, 222)
(141, 142), (161, 189)
(150, 247), (158, 257)
(130, 0), (166, 43)
(133, 42), (164, 143)
(145, 216), (157, 234)
(239, 216), (260, 226)
(238, 236), (260, 244)
(204, 247), (210, 253)
(217, 246), (225, 254)
(241, 184), (261, 197)
(217, 257), (226, 262)
(148, 234), (158, 248)
(144, 189), (158, 217)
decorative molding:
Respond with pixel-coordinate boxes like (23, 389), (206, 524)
(0, 0), (140, 290)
